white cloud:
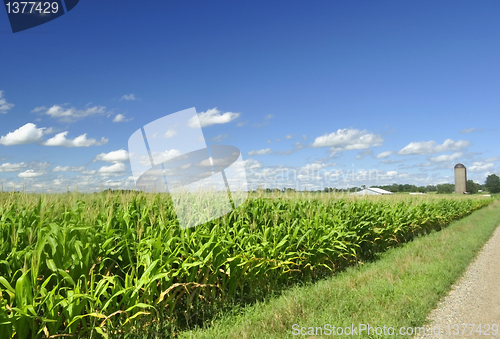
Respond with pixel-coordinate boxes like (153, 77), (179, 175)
(121, 94), (136, 101)
(41, 105), (106, 121)
(31, 106), (47, 113)
(53, 166), (85, 172)
(355, 149), (373, 159)
(164, 129), (177, 138)
(112, 114), (132, 123)
(285, 134), (293, 139)
(43, 127), (57, 135)
(197, 156), (235, 168)
(0, 162), (26, 172)
(469, 162), (494, 172)
(485, 157), (500, 163)
(189, 108), (240, 128)
(376, 151), (393, 159)
(43, 132), (108, 147)
(0, 91), (14, 114)
(300, 163), (327, 171)
(264, 114), (273, 120)
(297, 163), (328, 180)
(460, 127), (477, 134)
(153, 129), (177, 138)
(387, 170), (398, 177)
(398, 139), (470, 155)
(98, 163), (126, 173)
(94, 149), (129, 163)
(248, 148), (272, 156)
(0, 123), (44, 145)
(243, 158), (263, 171)
(311, 128), (383, 152)
(18, 170), (44, 178)
(381, 159), (405, 164)
(275, 142), (305, 156)
(210, 134), (227, 142)
(150, 149), (183, 165)
(429, 152), (463, 162)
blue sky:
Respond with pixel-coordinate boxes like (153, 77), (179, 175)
(0, 0), (499, 192)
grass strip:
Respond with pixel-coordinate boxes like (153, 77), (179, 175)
(177, 200), (500, 339)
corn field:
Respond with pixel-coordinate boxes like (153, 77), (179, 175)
(0, 192), (493, 338)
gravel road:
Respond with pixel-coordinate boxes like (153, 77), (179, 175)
(414, 225), (500, 338)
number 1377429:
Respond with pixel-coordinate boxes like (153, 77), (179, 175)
(5, 2), (59, 14)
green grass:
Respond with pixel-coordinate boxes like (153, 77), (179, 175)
(178, 200), (500, 339)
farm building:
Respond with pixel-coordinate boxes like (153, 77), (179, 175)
(351, 187), (394, 195)
(454, 163), (467, 194)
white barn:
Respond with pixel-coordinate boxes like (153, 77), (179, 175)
(351, 187), (394, 195)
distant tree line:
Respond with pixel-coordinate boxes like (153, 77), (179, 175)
(251, 174), (500, 195)
(372, 184), (428, 193)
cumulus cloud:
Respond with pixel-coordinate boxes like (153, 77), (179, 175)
(285, 134), (293, 139)
(129, 149), (183, 167)
(248, 148), (272, 156)
(243, 158), (263, 171)
(376, 151), (393, 159)
(381, 159), (404, 164)
(112, 114), (132, 123)
(468, 162), (494, 172)
(31, 106), (46, 113)
(153, 129), (177, 138)
(398, 139), (470, 155)
(43, 132), (108, 147)
(300, 163), (327, 171)
(460, 127), (479, 134)
(39, 105), (106, 121)
(189, 108), (240, 128)
(53, 166), (85, 172)
(0, 91), (14, 114)
(0, 162), (26, 172)
(0, 123), (44, 145)
(311, 129), (383, 152)
(18, 170), (44, 178)
(121, 94), (136, 101)
(210, 134), (227, 142)
(43, 127), (57, 135)
(149, 149), (183, 165)
(429, 152), (463, 162)
(387, 170), (398, 177)
(94, 149), (129, 163)
(98, 163), (126, 173)
(355, 149), (374, 159)
(485, 157), (500, 163)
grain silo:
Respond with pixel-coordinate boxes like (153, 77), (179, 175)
(454, 163), (467, 194)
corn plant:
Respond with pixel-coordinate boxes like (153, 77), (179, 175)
(0, 191), (492, 338)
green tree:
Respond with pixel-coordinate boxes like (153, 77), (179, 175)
(466, 180), (478, 194)
(437, 183), (454, 194)
(426, 185), (437, 192)
(485, 174), (500, 194)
